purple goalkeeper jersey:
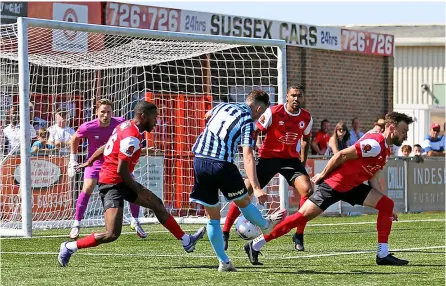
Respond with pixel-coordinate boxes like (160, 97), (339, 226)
(77, 117), (125, 164)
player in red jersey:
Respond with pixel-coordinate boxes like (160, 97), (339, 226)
(223, 84), (313, 251)
(244, 112), (413, 266)
(58, 101), (206, 267)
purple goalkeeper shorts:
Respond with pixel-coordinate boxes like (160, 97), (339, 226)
(84, 162), (102, 180)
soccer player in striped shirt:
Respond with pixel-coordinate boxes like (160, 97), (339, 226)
(190, 89), (286, 272)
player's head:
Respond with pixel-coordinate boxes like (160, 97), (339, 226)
(133, 100), (158, 132)
(384, 112), (414, 147)
(96, 99), (113, 126)
(246, 89), (270, 121)
(286, 84), (305, 112)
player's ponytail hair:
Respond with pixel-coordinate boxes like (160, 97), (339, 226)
(385, 112), (414, 127)
(246, 89), (270, 107)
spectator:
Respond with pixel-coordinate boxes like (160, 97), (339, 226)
(325, 121), (351, 156)
(367, 118), (385, 134)
(30, 102), (47, 131)
(3, 106), (36, 154)
(349, 117), (365, 144)
(48, 108), (75, 153)
(311, 119), (330, 155)
(413, 144), (423, 156)
(421, 123), (444, 157)
(31, 128), (55, 155)
(400, 145), (412, 157)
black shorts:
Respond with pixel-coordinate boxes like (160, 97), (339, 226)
(309, 181), (371, 211)
(98, 182), (139, 211)
(190, 157), (248, 207)
(257, 158), (308, 188)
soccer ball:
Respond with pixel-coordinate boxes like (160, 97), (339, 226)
(235, 216), (262, 240)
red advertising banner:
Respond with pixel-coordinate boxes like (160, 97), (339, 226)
(341, 29), (394, 56)
(105, 2), (181, 32)
(27, 2), (103, 53)
(0, 156), (72, 221)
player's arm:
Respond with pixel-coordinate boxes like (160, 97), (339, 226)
(300, 117), (313, 166)
(68, 126), (85, 177)
(117, 159), (142, 194)
(312, 145), (358, 184)
(75, 145), (105, 171)
(241, 121), (267, 205)
(117, 136), (142, 194)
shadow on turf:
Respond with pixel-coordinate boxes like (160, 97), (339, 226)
(292, 269), (426, 275)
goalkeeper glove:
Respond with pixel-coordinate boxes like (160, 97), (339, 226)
(68, 154), (79, 178)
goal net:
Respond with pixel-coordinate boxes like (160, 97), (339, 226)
(0, 18), (287, 236)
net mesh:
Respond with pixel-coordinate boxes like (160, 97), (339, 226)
(0, 22), (282, 231)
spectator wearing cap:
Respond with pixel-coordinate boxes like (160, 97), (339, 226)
(349, 117), (365, 144)
(47, 108), (75, 153)
(421, 123), (444, 157)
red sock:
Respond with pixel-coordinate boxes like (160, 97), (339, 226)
(296, 196), (308, 234)
(76, 233), (98, 249)
(222, 202), (241, 233)
(265, 212), (308, 242)
(375, 196), (394, 243)
(163, 214), (186, 240)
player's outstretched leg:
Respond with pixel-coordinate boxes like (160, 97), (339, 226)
(59, 207), (123, 267)
(234, 197), (286, 236)
(365, 192), (408, 266)
(129, 202), (147, 239)
(222, 201), (241, 250)
(70, 178), (97, 239)
(134, 187), (206, 252)
(292, 175), (313, 251)
(245, 199), (321, 265)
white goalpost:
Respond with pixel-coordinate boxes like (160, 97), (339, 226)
(0, 17), (287, 237)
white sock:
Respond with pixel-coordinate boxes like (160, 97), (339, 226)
(377, 243), (389, 258)
(65, 241), (78, 252)
(252, 235), (266, 251)
(72, 220), (80, 227)
(180, 234), (190, 246)
(131, 217), (138, 224)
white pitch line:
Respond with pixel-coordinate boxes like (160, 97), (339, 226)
(1, 246), (445, 261)
(1, 218), (444, 240)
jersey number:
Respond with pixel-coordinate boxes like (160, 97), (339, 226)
(104, 133), (118, 156)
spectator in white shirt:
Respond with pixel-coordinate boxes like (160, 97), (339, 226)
(48, 108), (75, 153)
(3, 106), (36, 154)
(421, 123), (444, 157)
(349, 117), (365, 144)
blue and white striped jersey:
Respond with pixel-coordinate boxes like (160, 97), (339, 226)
(192, 103), (255, 163)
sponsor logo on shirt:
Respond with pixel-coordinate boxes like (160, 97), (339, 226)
(94, 136), (99, 140)
(279, 121), (284, 125)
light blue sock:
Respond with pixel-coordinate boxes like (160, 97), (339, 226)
(207, 219), (230, 263)
(240, 203), (268, 229)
